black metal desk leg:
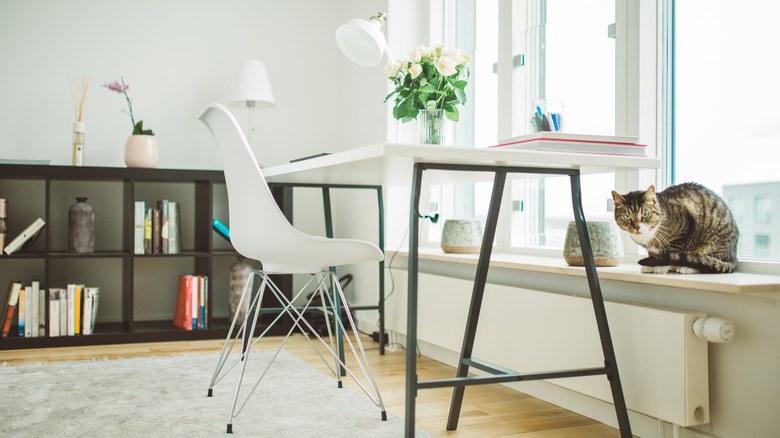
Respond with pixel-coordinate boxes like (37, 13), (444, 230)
(569, 174), (632, 437)
(405, 164), (425, 438)
(446, 171), (507, 431)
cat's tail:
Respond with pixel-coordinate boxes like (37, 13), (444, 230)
(639, 252), (736, 273)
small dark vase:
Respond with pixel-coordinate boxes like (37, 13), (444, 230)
(68, 197), (94, 253)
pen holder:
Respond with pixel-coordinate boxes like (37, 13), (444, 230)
(531, 99), (565, 132)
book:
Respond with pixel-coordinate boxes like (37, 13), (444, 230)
(167, 202), (180, 254)
(49, 289), (61, 337)
(73, 284), (83, 335)
(191, 277), (198, 330)
(82, 287), (99, 335)
(159, 199), (169, 254)
(173, 275), (195, 330)
(30, 281), (39, 337)
(24, 286), (32, 337)
(0, 198), (6, 251)
(1, 281), (21, 337)
(17, 286), (25, 336)
(37, 285), (46, 336)
(152, 208), (161, 254)
(66, 284), (76, 336)
(58, 288), (67, 336)
(4, 217), (46, 255)
(144, 208), (152, 253)
(492, 132), (647, 156)
(134, 201), (145, 254)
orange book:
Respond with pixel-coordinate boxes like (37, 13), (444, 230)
(1, 282), (21, 337)
(173, 275), (193, 330)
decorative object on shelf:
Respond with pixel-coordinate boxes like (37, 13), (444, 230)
(562, 220), (624, 267)
(441, 219), (483, 254)
(385, 44), (471, 145)
(229, 256), (252, 323)
(69, 76), (89, 166)
(0, 198), (6, 251)
(68, 197), (94, 253)
(229, 60), (275, 147)
(103, 78), (158, 168)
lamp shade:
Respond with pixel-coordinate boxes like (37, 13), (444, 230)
(335, 14), (388, 67)
(229, 60), (275, 109)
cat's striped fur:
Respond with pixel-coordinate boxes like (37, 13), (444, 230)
(611, 183), (739, 274)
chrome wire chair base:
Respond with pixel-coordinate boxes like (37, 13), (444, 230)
(207, 268), (386, 433)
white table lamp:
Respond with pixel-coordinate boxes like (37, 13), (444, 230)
(335, 12), (393, 66)
(229, 60), (275, 145)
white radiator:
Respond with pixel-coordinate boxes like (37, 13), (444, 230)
(391, 272), (710, 427)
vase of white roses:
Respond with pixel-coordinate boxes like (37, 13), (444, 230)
(385, 44), (471, 145)
(104, 78), (159, 168)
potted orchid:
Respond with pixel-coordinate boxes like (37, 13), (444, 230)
(384, 44), (471, 144)
(104, 78), (158, 168)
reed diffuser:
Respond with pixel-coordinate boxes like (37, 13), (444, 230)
(70, 76), (89, 166)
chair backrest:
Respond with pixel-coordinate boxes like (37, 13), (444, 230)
(197, 103), (301, 263)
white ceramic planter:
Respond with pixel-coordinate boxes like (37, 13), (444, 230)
(562, 220), (624, 267)
(124, 135), (159, 168)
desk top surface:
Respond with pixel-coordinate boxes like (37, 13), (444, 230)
(264, 143), (660, 186)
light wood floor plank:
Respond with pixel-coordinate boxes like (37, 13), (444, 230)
(0, 335), (625, 437)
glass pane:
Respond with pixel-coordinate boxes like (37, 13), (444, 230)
(676, 0), (780, 260)
(474, 0), (498, 147)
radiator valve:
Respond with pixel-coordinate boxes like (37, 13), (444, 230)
(692, 317), (735, 343)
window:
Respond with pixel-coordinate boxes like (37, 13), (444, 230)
(672, 0), (780, 261)
(425, 0), (619, 251)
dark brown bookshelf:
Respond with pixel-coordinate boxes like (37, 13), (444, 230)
(0, 164), (292, 350)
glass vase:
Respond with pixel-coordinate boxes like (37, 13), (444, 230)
(418, 109), (452, 145)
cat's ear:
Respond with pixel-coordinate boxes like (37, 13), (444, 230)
(644, 185), (657, 201)
(611, 190), (625, 205)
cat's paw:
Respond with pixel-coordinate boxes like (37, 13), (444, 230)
(640, 266), (672, 274)
(676, 266), (700, 274)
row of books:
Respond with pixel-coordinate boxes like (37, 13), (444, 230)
(173, 274), (209, 330)
(134, 199), (181, 255)
(1, 281), (99, 337)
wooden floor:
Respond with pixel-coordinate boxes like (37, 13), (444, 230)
(0, 334), (624, 437)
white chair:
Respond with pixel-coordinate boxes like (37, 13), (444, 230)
(198, 103), (387, 433)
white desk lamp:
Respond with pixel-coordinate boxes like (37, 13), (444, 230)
(229, 60), (275, 145)
(335, 12), (393, 66)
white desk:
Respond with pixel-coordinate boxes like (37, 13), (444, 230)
(265, 143), (660, 438)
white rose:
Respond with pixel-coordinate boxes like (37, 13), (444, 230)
(420, 44), (435, 58)
(408, 47), (422, 63)
(385, 61), (401, 79)
(409, 63), (423, 79)
(460, 52), (472, 66)
(434, 55), (457, 77)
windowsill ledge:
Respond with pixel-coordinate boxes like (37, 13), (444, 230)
(391, 247), (780, 298)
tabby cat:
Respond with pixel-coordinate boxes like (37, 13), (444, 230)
(611, 183), (739, 274)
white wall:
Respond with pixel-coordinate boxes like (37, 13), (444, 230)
(0, 0), (388, 169)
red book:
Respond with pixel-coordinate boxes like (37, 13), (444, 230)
(1, 282), (22, 337)
(173, 275), (194, 330)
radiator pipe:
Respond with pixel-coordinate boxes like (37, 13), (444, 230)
(692, 317), (735, 343)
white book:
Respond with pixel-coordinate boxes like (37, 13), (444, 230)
(58, 289), (67, 336)
(493, 132), (647, 156)
(24, 286), (32, 338)
(38, 287), (46, 336)
(134, 201), (145, 254)
(66, 284), (76, 336)
(83, 287), (99, 335)
(30, 281), (39, 337)
(49, 289), (60, 337)
(3, 217), (45, 255)
(167, 202), (180, 254)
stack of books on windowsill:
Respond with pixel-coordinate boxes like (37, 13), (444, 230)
(490, 132), (647, 157)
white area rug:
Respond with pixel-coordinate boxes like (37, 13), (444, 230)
(0, 350), (427, 437)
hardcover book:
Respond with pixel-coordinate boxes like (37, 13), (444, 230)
(1, 281), (21, 337)
(134, 201), (145, 254)
(49, 289), (61, 337)
(4, 217), (46, 255)
(491, 132), (647, 156)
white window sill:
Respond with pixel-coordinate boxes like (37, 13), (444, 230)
(390, 247), (780, 298)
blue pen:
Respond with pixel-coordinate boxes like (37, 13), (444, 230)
(536, 106), (543, 117)
(551, 113), (559, 131)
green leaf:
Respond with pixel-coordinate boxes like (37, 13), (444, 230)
(445, 106), (460, 122)
(455, 88), (467, 104)
(132, 120), (155, 136)
(418, 83), (436, 93)
(454, 80), (468, 90)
